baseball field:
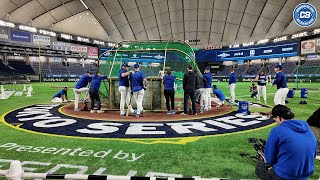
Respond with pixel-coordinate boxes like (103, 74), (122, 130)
(0, 81), (319, 179)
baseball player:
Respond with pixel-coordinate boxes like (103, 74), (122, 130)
(118, 63), (135, 116)
(203, 66), (213, 111)
(130, 64), (147, 117)
(212, 85), (225, 107)
(89, 71), (107, 113)
(273, 64), (289, 105)
(73, 71), (92, 111)
(255, 71), (268, 104)
(194, 70), (205, 113)
(163, 70), (176, 114)
(228, 69), (237, 104)
(52, 87), (69, 103)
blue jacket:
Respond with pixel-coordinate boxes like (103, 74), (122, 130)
(131, 71), (145, 92)
(118, 69), (129, 87)
(53, 89), (67, 98)
(203, 72), (212, 88)
(89, 75), (107, 90)
(273, 71), (287, 89)
(229, 73), (237, 84)
(265, 120), (317, 180)
(213, 88), (225, 101)
(163, 75), (176, 90)
(74, 74), (91, 89)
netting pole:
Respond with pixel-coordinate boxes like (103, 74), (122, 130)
(296, 66), (299, 89)
(108, 49), (118, 78)
(162, 40), (170, 74)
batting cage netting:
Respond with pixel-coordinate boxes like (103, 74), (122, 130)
(97, 40), (200, 109)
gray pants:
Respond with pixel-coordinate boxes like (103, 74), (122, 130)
(255, 161), (284, 180)
(195, 88), (204, 108)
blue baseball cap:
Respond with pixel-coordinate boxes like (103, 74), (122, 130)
(122, 63), (130, 67)
(134, 64), (140, 68)
(275, 64), (282, 70)
(205, 66), (210, 70)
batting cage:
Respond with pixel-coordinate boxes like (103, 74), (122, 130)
(98, 40), (200, 110)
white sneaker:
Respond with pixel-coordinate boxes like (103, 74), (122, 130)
(180, 112), (187, 115)
(90, 110), (96, 113)
(97, 110), (104, 113)
(74, 108), (80, 111)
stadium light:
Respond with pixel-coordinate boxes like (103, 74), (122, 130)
(18, 25), (37, 33)
(0, 20), (15, 28)
(39, 29), (56, 37)
(273, 36), (287, 43)
(229, 44), (240, 48)
(61, 34), (73, 40)
(77, 36), (90, 43)
(257, 39), (269, 44)
(242, 41), (255, 47)
(313, 29), (320, 34)
(292, 31), (308, 39)
(80, 0), (88, 9)
(93, 40), (105, 46)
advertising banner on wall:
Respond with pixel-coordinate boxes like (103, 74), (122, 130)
(216, 41), (298, 61)
(0, 28), (8, 39)
(301, 39), (316, 55)
(316, 39), (320, 53)
(11, 30), (31, 43)
(71, 45), (87, 53)
(33, 35), (51, 46)
(87, 47), (98, 59)
(52, 42), (71, 51)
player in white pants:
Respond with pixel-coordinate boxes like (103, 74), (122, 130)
(130, 64), (147, 117)
(203, 67), (213, 111)
(228, 69), (237, 103)
(273, 64), (289, 105)
(255, 71), (268, 104)
(73, 71), (92, 111)
(118, 63), (135, 116)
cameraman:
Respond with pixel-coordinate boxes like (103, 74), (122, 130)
(256, 105), (318, 180)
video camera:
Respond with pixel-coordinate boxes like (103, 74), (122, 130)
(240, 138), (267, 162)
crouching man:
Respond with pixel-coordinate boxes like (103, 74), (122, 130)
(52, 87), (69, 103)
(256, 105), (318, 180)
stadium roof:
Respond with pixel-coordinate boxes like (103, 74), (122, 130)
(0, 0), (320, 47)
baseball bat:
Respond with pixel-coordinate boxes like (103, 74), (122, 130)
(126, 93), (133, 116)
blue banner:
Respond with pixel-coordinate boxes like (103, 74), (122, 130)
(217, 41), (298, 61)
(196, 41), (298, 62)
(11, 30), (31, 43)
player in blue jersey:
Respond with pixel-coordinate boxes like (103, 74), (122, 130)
(52, 87), (69, 103)
(73, 71), (92, 111)
(255, 71), (268, 104)
(130, 64), (147, 117)
(89, 71), (107, 113)
(212, 85), (225, 107)
(273, 65), (289, 105)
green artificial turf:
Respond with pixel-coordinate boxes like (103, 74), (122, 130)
(0, 82), (319, 179)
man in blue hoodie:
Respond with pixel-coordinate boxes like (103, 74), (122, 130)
(256, 105), (318, 180)
(228, 69), (237, 104)
(203, 67), (213, 111)
(89, 71), (107, 113)
(273, 64), (289, 105)
(73, 71), (92, 111)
